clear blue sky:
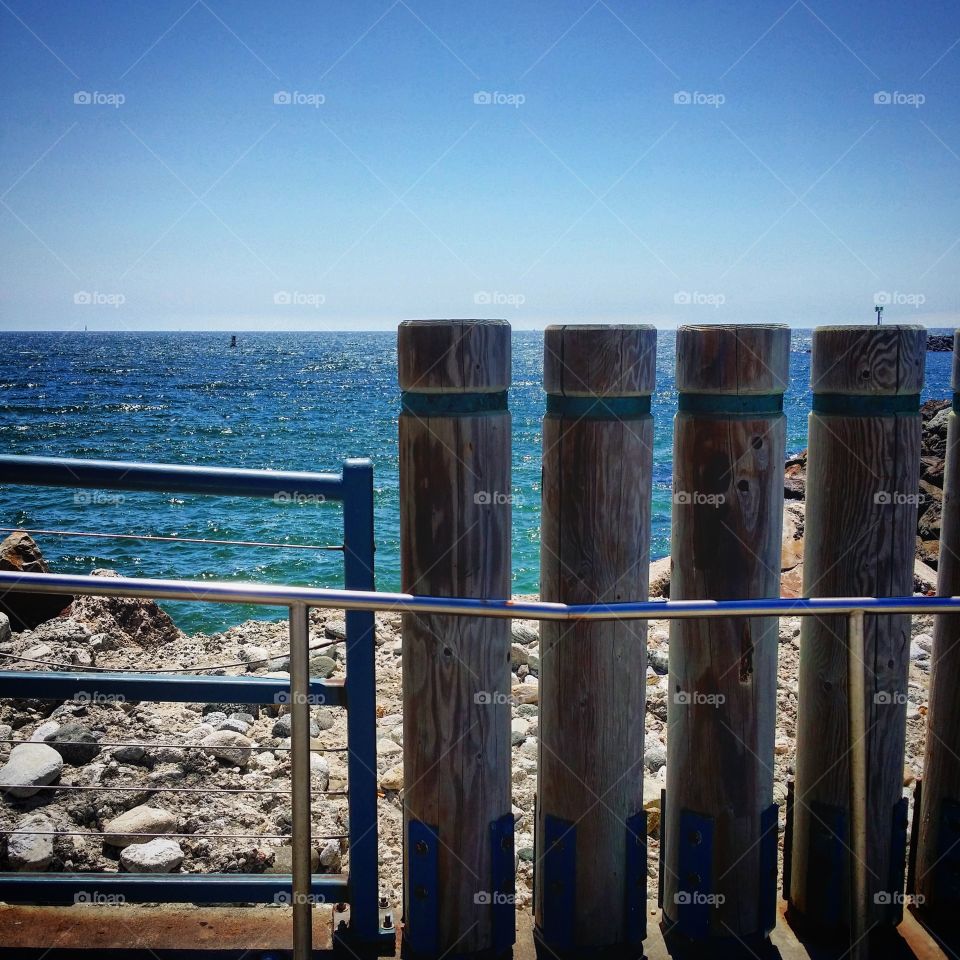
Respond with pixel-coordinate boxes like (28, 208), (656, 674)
(1, 0), (958, 330)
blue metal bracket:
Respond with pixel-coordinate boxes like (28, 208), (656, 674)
(806, 801), (847, 931)
(540, 814), (576, 951)
(490, 813), (516, 953)
(406, 820), (439, 957)
(759, 802), (779, 932)
(887, 796), (909, 924)
(625, 811), (647, 945)
(936, 797), (960, 903)
(676, 809), (714, 940)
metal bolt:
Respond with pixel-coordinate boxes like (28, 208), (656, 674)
(415, 840), (428, 855)
(379, 896), (389, 908)
(383, 913), (394, 929)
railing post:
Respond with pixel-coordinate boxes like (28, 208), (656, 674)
(535, 324), (656, 955)
(398, 319), (513, 959)
(789, 325), (925, 940)
(288, 602), (313, 960)
(917, 329), (960, 931)
(662, 324), (790, 947)
(340, 457), (383, 948)
(847, 609), (868, 960)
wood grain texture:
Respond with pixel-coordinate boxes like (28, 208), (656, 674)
(398, 319), (510, 393)
(917, 328), (960, 913)
(789, 325), (925, 934)
(663, 324), (789, 940)
(536, 325), (656, 950)
(399, 320), (512, 957)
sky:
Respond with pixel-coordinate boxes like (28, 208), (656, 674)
(1, 0), (958, 331)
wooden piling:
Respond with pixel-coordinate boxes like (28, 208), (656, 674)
(398, 319), (514, 959)
(535, 324), (657, 956)
(661, 324), (790, 946)
(789, 325), (925, 937)
(916, 329), (960, 927)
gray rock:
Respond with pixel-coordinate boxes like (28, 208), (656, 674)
(120, 837), (183, 873)
(377, 738), (402, 757)
(511, 718), (530, 746)
(21, 644), (53, 663)
(239, 645), (269, 671)
(511, 643), (529, 669)
(8, 814), (55, 870)
(644, 738), (667, 773)
(201, 731), (253, 767)
(648, 648), (669, 675)
(0, 612), (10, 645)
(318, 838), (341, 871)
(512, 623), (539, 646)
(309, 654), (337, 679)
(324, 620), (347, 640)
(310, 754), (330, 790)
(30, 721), (60, 742)
(103, 805), (177, 847)
(112, 745), (146, 765)
(315, 709), (335, 732)
(46, 722), (101, 764)
(0, 743), (63, 797)
(216, 718), (251, 735)
(271, 714), (320, 739)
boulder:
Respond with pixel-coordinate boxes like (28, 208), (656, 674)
(120, 837), (183, 873)
(7, 814), (55, 870)
(781, 503), (805, 571)
(0, 742), (63, 797)
(69, 569), (180, 647)
(784, 450), (807, 500)
(46, 722), (101, 765)
(0, 532), (73, 630)
(200, 730), (253, 767)
(914, 559), (938, 595)
(103, 805), (177, 847)
(648, 556), (671, 598)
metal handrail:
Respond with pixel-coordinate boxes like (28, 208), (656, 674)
(2, 569), (959, 618)
(1, 569), (949, 960)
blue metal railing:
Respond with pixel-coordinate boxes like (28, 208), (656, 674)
(0, 455), (387, 958)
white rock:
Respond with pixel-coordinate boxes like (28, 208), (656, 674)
(21, 644), (53, 662)
(511, 718), (530, 746)
(915, 633), (934, 653)
(0, 612), (10, 644)
(0, 743), (63, 797)
(318, 838), (341, 870)
(511, 644), (529, 669)
(8, 814), (55, 870)
(120, 837), (183, 873)
(310, 753), (330, 790)
(512, 623), (539, 646)
(910, 642), (930, 662)
(30, 721), (60, 742)
(380, 763), (404, 791)
(377, 738), (402, 756)
(104, 805), (177, 847)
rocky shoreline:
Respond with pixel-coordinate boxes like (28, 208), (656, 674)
(0, 401), (949, 911)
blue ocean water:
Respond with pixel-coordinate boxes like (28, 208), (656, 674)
(0, 330), (953, 632)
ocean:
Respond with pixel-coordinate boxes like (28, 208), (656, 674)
(1, 330), (953, 632)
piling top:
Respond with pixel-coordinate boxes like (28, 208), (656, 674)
(398, 320), (511, 393)
(953, 330), (959, 393)
(543, 324), (657, 396)
(675, 324), (790, 394)
(811, 325), (925, 395)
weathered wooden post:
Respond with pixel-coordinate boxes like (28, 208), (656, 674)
(535, 324), (656, 956)
(916, 329), (960, 928)
(662, 324), (790, 947)
(789, 325), (925, 938)
(398, 319), (514, 959)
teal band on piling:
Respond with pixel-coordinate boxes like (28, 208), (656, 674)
(812, 393), (920, 416)
(545, 394), (651, 420)
(953, 392), (960, 414)
(401, 390), (508, 416)
(677, 393), (783, 416)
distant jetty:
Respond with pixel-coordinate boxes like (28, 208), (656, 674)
(927, 333), (954, 351)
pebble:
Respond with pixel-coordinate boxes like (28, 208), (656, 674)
(8, 813), (55, 870)
(112, 745), (146, 764)
(0, 742), (63, 797)
(216, 718), (251, 735)
(201, 730), (254, 768)
(272, 715), (320, 739)
(103, 805), (177, 847)
(120, 838), (184, 873)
